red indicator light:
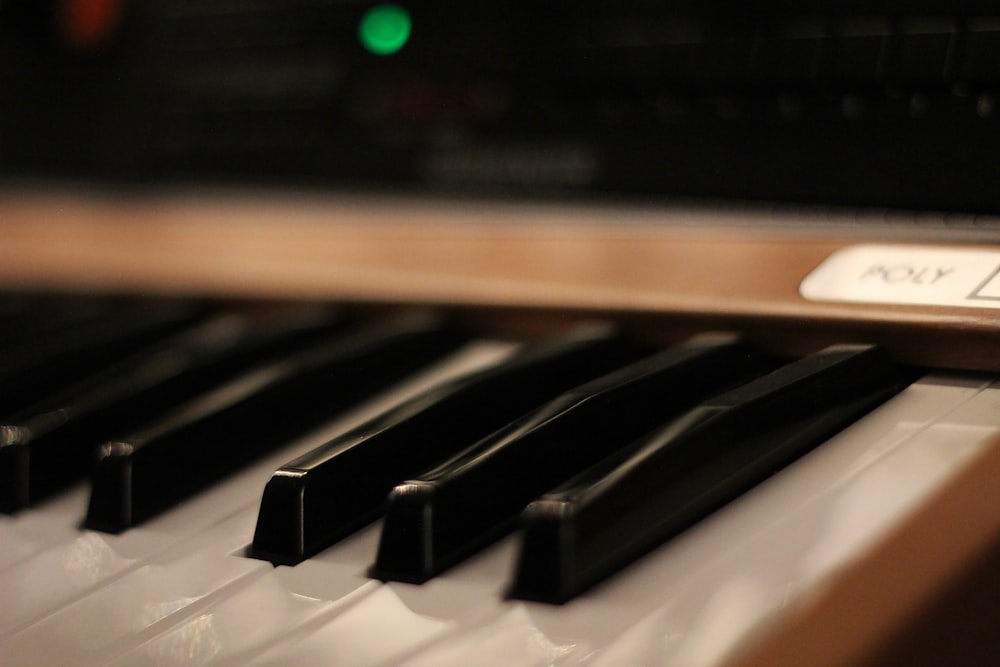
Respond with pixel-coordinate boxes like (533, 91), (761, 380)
(58, 0), (125, 49)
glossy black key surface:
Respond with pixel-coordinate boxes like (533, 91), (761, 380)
(0, 307), (350, 512)
(0, 293), (116, 347)
(251, 326), (650, 565)
(0, 297), (206, 418)
(508, 344), (908, 604)
(84, 316), (463, 533)
(373, 334), (769, 583)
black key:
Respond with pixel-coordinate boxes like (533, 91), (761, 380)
(816, 18), (890, 84)
(0, 293), (116, 348)
(0, 297), (206, 418)
(508, 344), (908, 604)
(0, 307), (350, 512)
(251, 325), (650, 565)
(373, 334), (770, 583)
(84, 315), (463, 533)
(890, 18), (956, 83)
(959, 20), (1000, 82)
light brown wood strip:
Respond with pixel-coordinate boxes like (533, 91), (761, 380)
(2, 190), (1000, 369)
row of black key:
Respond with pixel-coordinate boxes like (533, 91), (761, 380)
(0, 294), (910, 604)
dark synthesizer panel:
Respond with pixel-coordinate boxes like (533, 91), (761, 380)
(2, 0), (1000, 212)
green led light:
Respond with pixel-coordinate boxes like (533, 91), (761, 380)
(359, 4), (411, 56)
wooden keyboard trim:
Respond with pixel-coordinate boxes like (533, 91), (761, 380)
(2, 188), (1000, 374)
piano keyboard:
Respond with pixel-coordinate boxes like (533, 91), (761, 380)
(3, 291), (1000, 667)
(4, 190), (1000, 666)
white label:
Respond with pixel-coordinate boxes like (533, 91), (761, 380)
(800, 245), (1000, 308)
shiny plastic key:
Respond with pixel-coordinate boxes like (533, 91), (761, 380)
(508, 344), (909, 604)
(373, 333), (769, 583)
(0, 308), (349, 512)
(84, 315), (463, 532)
(251, 325), (650, 565)
(0, 297), (205, 418)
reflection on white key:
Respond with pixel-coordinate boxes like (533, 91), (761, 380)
(2, 552), (264, 666)
(0, 486), (90, 572)
(396, 605), (586, 667)
(244, 581), (489, 667)
(798, 423), (994, 579)
(670, 578), (770, 667)
(0, 532), (138, 635)
(107, 566), (372, 667)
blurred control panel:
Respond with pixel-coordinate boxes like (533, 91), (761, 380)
(2, 0), (999, 212)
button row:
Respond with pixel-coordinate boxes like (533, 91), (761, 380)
(571, 16), (1000, 87)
